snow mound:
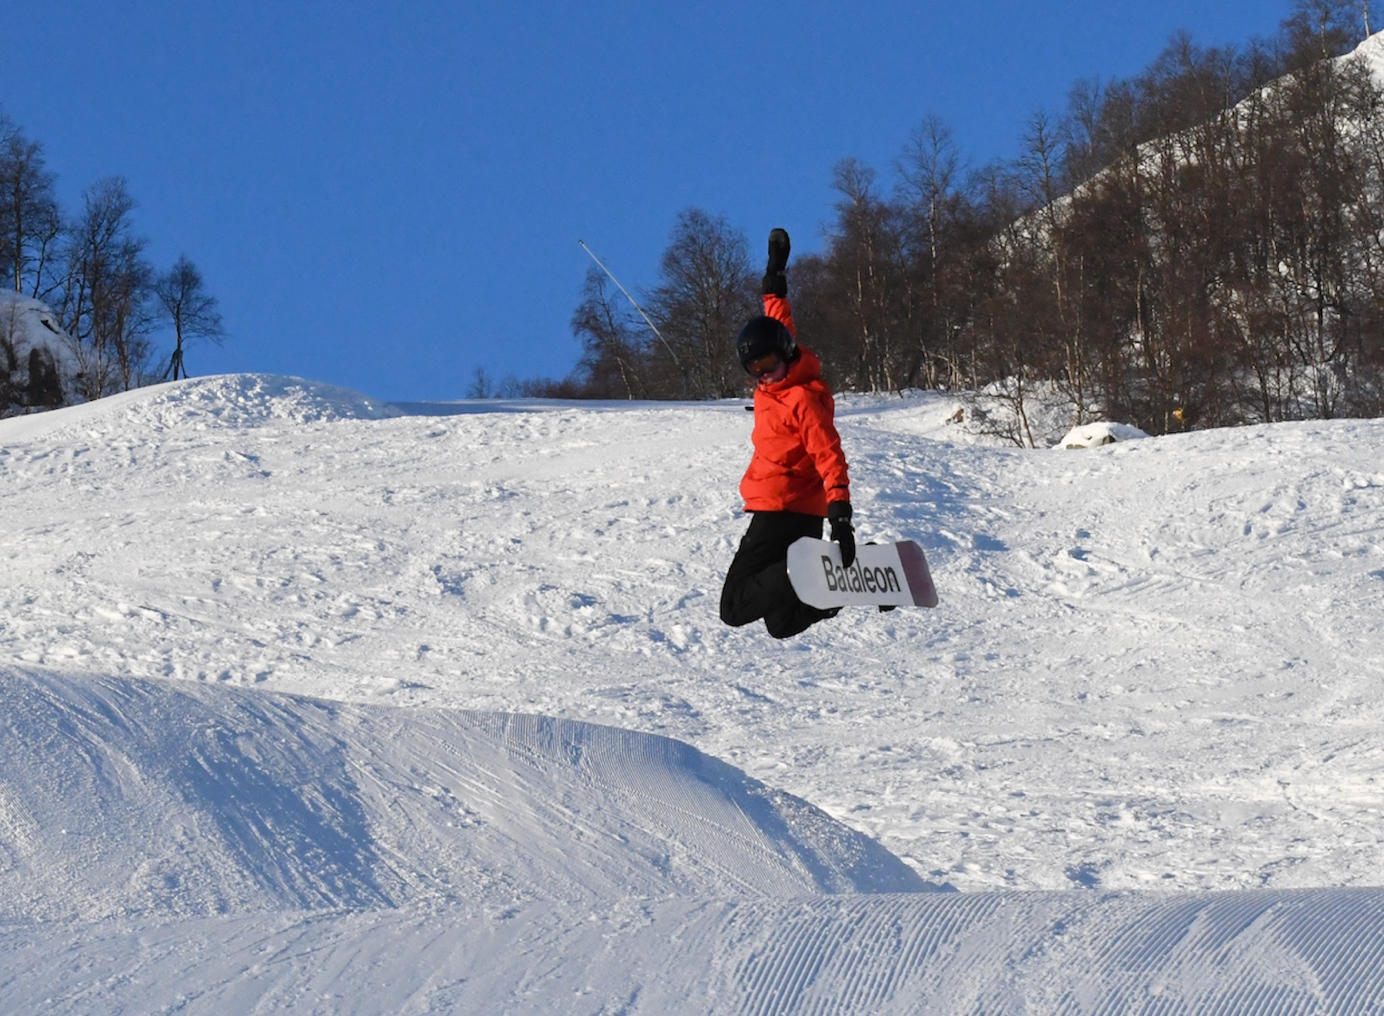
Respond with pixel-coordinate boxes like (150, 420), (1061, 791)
(140, 374), (401, 426)
(0, 373), (397, 444)
(0, 669), (930, 924)
(1058, 421), (1150, 448)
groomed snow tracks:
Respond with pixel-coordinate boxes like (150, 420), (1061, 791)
(3, 889), (1382, 1013)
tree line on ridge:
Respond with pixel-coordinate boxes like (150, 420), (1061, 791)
(525, 0), (1384, 442)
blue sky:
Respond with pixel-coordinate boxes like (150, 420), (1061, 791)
(1, 1), (1295, 401)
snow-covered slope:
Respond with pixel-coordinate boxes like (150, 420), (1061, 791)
(4, 375), (1382, 892)
(3, 374), (1384, 1011)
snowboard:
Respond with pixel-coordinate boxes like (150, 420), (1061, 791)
(787, 537), (939, 610)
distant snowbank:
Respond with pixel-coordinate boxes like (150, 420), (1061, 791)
(0, 372), (1139, 451)
(0, 373), (398, 445)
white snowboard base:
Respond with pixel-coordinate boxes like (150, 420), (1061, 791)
(787, 537), (939, 609)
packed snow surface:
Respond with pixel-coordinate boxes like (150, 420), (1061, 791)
(3, 373), (1384, 1012)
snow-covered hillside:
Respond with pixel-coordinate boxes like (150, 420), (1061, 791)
(3, 374), (1384, 1011)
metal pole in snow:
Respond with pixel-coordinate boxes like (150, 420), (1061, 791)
(578, 240), (683, 372)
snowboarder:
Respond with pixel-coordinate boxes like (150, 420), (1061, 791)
(720, 228), (856, 639)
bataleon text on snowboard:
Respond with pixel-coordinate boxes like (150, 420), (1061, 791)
(787, 537), (939, 609)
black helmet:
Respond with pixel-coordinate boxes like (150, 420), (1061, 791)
(735, 316), (796, 372)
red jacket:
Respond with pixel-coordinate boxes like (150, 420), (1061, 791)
(739, 296), (850, 516)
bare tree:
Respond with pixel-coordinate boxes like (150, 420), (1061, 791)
(467, 367), (494, 398)
(570, 267), (647, 398)
(154, 255), (224, 381)
(897, 115), (969, 388)
(1284, 0), (1370, 57)
(55, 178), (155, 399)
(817, 159), (912, 392)
(0, 300), (23, 414)
(647, 209), (756, 399)
(0, 114), (62, 298)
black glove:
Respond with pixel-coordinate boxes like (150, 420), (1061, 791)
(762, 227), (790, 297)
(827, 500), (855, 568)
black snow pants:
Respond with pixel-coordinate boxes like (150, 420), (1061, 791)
(720, 510), (837, 639)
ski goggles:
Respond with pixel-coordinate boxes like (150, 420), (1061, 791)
(746, 351), (782, 377)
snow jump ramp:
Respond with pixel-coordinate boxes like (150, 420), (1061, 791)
(1, 670), (1381, 1014)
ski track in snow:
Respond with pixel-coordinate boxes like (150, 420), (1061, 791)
(4, 374), (1384, 1011)
(2, 375), (1383, 894)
